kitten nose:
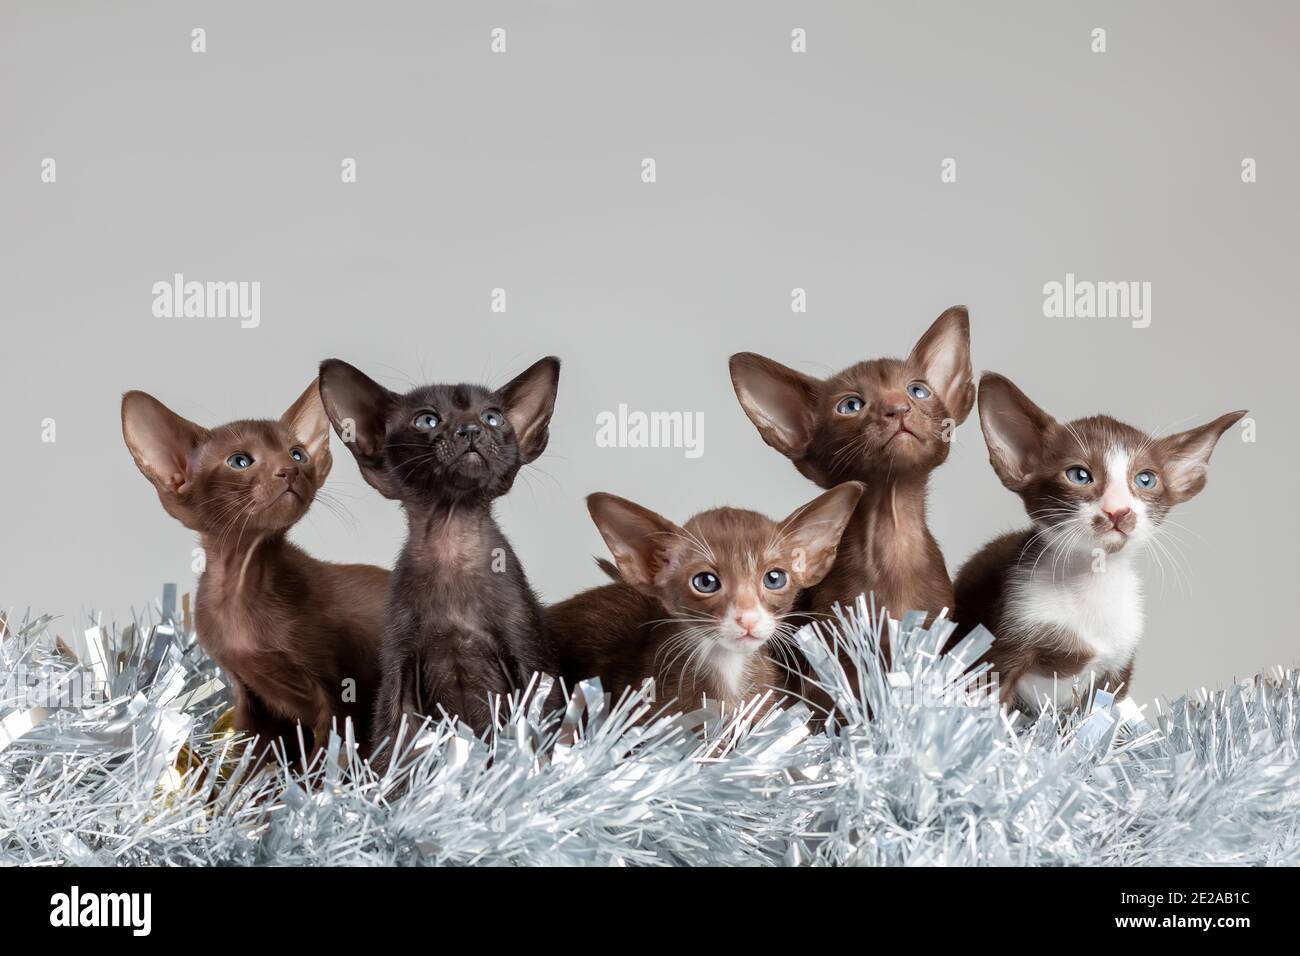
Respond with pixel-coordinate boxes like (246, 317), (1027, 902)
(1104, 507), (1131, 530)
(881, 391), (911, 418)
(275, 464), (299, 482)
(456, 423), (482, 442)
(735, 607), (761, 634)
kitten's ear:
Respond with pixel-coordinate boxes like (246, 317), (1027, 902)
(586, 493), (683, 595)
(318, 360), (392, 457)
(121, 391), (209, 497)
(907, 305), (975, 424)
(500, 356), (560, 464)
(318, 359), (400, 498)
(729, 353), (820, 459)
(280, 378), (333, 486)
(780, 481), (864, 588)
(977, 373), (1057, 490)
(1155, 410), (1247, 503)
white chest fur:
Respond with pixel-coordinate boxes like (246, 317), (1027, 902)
(710, 646), (753, 701)
(1003, 556), (1145, 709)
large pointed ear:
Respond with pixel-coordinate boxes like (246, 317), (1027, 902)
(280, 378), (333, 485)
(907, 305), (975, 424)
(318, 359), (400, 498)
(499, 356), (560, 464)
(977, 373), (1057, 491)
(121, 391), (210, 497)
(586, 493), (684, 595)
(1155, 410), (1247, 503)
(729, 352), (820, 460)
(779, 481), (864, 588)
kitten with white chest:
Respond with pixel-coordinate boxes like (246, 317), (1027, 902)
(954, 373), (1244, 712)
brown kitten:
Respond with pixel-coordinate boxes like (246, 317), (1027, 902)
(318, 357), (562, 762)
(121, 381), (388, 761)
(730, 306), (975, 640)
(550, 483), (863, 716)
(954, 373), (1245, 712)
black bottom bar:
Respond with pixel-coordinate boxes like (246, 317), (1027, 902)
(1, 865), (1276, 941)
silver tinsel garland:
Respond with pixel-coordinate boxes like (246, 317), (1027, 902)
(1, 590), (1297, 866)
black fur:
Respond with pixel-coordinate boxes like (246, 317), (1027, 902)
(318, 357), (562, 770)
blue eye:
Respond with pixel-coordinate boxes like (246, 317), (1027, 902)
(481, 409), (504, 428)
(1065, 466), (1093, 484)
(290, 447), (306, 463)
(836, 396), (864, 415)
(763, 569), (788, 590)
(226, 453), (253, 470)
(907, 382), (931, 400)
(1134, 470), (1157, 490)
(413, 412), (440, 430)
(691, 571), (721, 594)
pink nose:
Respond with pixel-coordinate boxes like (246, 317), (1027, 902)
(880, 391), (910, 418)
(735, 609), (761, 634)
(1104, 507), (1131, 529)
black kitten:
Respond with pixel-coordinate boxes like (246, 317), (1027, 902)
(318, 357), (562, 767)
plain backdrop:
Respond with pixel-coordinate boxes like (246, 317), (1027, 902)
(2, 0), (1297, 704)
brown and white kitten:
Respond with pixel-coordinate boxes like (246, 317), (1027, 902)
(549, 483), (863, 716)
(954, 373), (1245, 712)
(318, 357), (561, 764)
(121, 382), (388, 760)
(729, 306), (975, 635)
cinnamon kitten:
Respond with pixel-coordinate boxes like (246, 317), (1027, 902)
(730, 306), (975, 639)
(550, 483), (863, 715)
(121, 382), (388, 761)
(954, 373), (1245, 712)
(318, 357), (561, 765)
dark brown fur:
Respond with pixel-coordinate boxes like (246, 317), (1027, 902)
(550, 484), (862, 716)
(121, 383), (387, 761)
(731, 307), (974, 625)
(318, 357), (561, 767)
(730, 307), (975, 708)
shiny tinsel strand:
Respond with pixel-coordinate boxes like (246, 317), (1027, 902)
(1, 592), (1297, 866)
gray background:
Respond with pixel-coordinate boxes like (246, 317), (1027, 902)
(2, 1), (1296, 704)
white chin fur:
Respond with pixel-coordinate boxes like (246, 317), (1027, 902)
(715, 632), (766, 654)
